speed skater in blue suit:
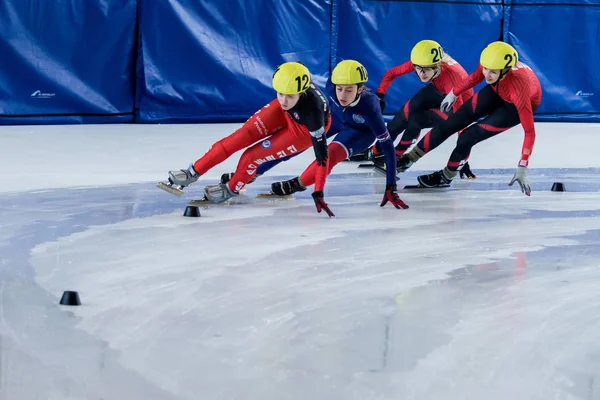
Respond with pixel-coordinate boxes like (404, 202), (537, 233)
(268, 60), (408, 212)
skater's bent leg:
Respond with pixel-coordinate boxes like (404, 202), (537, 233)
(414, 107), (477, 155)
(229, 128), (313, 192)
(408, 86), (503, 163)
(193, 127), (267, 175)
(377, 85), (442, 153)
(256, 152), (301, 176)
(445, 105), (519, 177)
(299, 141), (347, 187)
(193, 100), (286, 175)
(386, 106), (409, 144)
(395, 109), (447, 155)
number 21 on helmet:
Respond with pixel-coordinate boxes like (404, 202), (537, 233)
(480, 41), (518, 70)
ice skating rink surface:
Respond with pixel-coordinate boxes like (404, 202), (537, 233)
(1, 122), (600, 400)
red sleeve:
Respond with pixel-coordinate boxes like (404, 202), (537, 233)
(453, 64), (485, 96)
(509, 81), (536, 167)
(310, 133), (328, 192)
(377, 61), (415, 95)
(314, 162), (327, 192)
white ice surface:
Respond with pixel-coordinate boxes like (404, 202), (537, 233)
(1, 122), (600, 400)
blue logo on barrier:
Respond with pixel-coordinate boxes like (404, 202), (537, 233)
(353, 114), (365, 123)
(261, 139), (272, 148)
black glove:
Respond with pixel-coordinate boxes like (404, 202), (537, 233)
(311, 191), (335, 217)
(459, 162), (476, 179)
(376, 92), (386, 113)
(380, 184), (409, 209)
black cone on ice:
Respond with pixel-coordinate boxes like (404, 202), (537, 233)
(551, 182), (565, 192)
(184, 205), (201, 217)
(59, 291), (81, 306)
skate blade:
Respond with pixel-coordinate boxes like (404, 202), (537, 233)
(357, 163), (375, 169)
(256, 192), (295, 200)
(189, 197), (229, 206)
(372, 165), (400, 181)
(403, 184), (451, 190)
(188, 197), (211, 206)
(157, 182), (184, 196)
(373, 165), (385, 175)
(189, 195), (252, 206)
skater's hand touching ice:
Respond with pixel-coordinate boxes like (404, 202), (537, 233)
(312, 191), (335, 217)
(380, 184), (409, 209)
(509, 166), (531, 196)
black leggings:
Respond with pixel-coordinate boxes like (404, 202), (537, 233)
(377, 84), (448, 154)
(415, 85), (520, 171)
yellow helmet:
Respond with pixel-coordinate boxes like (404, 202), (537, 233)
(331, 60), (368, 85)
(410, 40), (444, 67)
(272, 62), (311, 94)
(480, 41), (518, 70)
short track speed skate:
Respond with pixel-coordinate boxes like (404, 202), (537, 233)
(255, 192), (295, 200)
(403, 184), (451, 190)
(157, 164), (200, 196)
(156, 181), (185, 196)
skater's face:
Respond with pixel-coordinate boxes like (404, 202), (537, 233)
(414, 65), (437, 82)
(335, 84), (361, 107)
(277, 93), (300, 110)
(483, 68), (501, 84)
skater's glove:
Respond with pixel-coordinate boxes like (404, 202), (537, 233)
(459, 162), (477, 179)
(440, 90), (457, 113)
(380, 184), (409, 209)
(509, 166), (531, 196)
(312, 191), (335, 217)
(376, 92), (386, 113)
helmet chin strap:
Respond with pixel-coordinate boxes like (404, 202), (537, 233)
(349, 92), (362, 107)
(352, 83), (365, 104)
(492, 68), (511, 86)
(341, 85), (362, 108)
